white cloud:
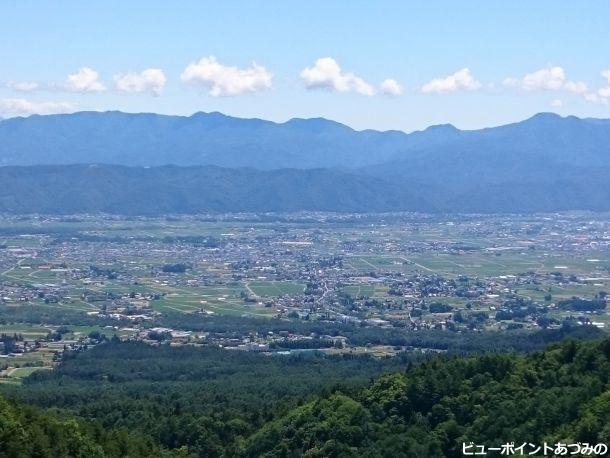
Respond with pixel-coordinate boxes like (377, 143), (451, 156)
(521, 66), (566, 91)
(550, 99), (563, 108)
(421, 68), (481, 94)
(181, 56), (272, 97)
(505, 65), (592, 96)
(584, 93), (602, 104)
(379, 78), (403, 97)
(66, 67), (106, 93)
(300, 57), (375, 96)
(597, 69), (610, 102)
(114, 68), (166, 96)
(0, 98), (77, 117)
(7, 81), (40, 92)
(564, 80), (588, 95)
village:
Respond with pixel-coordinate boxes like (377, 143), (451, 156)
(1, 212), (609, 381)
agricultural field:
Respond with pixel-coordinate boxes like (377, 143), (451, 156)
(0, 212), (609, 354)
(247, 281), (305, 297)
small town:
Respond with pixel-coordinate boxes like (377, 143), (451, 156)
(1, 212), (609, 381)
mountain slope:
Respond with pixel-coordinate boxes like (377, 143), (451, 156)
(383, 113), (610, 168)
(2, 111), (610, 213)
(1, 111), (610, 170)
(0, 163), (609, 214)
(0, 164), (432, 214)
(0, 394), (169, 457)
(245, 338), (610, 457)
(0, 111), (410, 169)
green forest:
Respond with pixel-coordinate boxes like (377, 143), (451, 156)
(1, 330), (610, 457)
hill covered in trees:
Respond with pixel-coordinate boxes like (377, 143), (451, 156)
(1, 162), (610, 214)
(4, 341), (408, 457)
(0, 164), (430, 214)
(246, 337), (610, 457)
(0, 395), (175, 457)
(2, 333), (610, 457)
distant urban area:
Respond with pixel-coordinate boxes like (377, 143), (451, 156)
(1, 211), (608, 381)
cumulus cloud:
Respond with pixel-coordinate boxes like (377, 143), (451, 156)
(597, 69), (610, 102)
(421, 68), (481, 94)
(504, 66), (592, 98)
(379, 78), (403, 97)
(563, 80), (588, 95)
(114, 68), (166, 96)
(181, 56), (272, 97)
(300, 57), (376, 96)
(5, 69), (105, 94)
(66, 67), (106, 93)
(7, 81), (40, 92)
(0, 98), (77, 117)
(520, 66), (566, 91)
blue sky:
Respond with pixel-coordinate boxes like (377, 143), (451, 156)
(1, 0), (610, 131)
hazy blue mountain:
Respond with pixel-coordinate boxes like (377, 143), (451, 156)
(1, 110), (609, 170)
(0, 163), (609, 214)
(0, 164), (432, 214)
(382, 112), (610, 167)
(0, 111), (410, 169)
(1, 110), (610, 213)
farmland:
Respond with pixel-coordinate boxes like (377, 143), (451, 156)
(0, 212), (608, 376)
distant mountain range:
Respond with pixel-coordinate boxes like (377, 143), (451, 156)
(0, 111), (609, 214)
(0, 111), (410, 169)
(3, 110), (610, 170)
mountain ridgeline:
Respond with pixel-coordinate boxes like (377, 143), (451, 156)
(1, 111), (609, 214)
(0, 111), (410, 169)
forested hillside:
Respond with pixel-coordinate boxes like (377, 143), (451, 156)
(246, 338), (610, 457)
(2, 163), (610, 214)
(0, 164), (430, 214)
(0, 395), (174, 457)
(5, 341), (408, 457)
(2, 335), (610, 457)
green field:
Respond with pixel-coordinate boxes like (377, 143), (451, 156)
(345, 251), (610, 279)
(5, 366), (52, 379)
(247, 281), (305, 297)
(147, 284), (277, 317)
